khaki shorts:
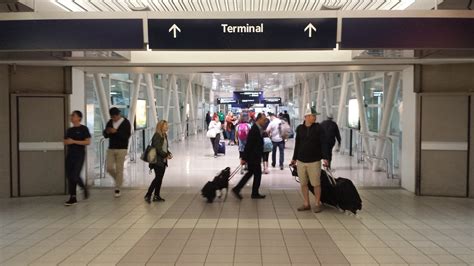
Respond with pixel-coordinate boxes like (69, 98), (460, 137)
(297, 160), (322, 187)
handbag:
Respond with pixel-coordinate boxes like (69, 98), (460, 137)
(141, 140), (157, 164)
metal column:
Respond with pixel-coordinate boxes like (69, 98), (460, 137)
(316, 74), (324, 122)
(373, 72), (400, 171)
(352, 72), (371, 155)
(164, 75), (174, 121)
(337, 72), (350, 126)
(299, 74), (309, 121)
(93, 73), (110, 125)
(145, 73), (158, 127)
(187, 74), (197, 135)
(322, 75), (332, 118)
(172, 76), (183, 140)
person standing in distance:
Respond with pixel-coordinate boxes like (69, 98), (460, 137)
(266, 112), (285, 170)
(232, 113), (267, 200)
(291, 107), (329, 213)
(103, 107), (132, 198)
(145, 120), (172, 203)
(64, 111), (91, 206)
(320, 116), (341, 169)
(205, 111), (212, 128)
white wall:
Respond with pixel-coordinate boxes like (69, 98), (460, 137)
(70, 68), (85, 118)
(401, 66), (416, 193)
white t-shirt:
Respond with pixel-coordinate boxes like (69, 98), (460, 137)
(113, 117), (125, 129)
(267, 118), (283, 142)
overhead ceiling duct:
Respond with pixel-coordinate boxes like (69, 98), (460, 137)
(0, 0), (34, 12)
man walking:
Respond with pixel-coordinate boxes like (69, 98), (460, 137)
(320, 116), (341, 169)
(266, 112), (285, 170)
(103, 107), (131, 198)
(64, 111), (91, 206)
(291, 107), (328, 213)
(283, 110), (291, 126)
(205, 111), (211, 128)
(232, 113), (267, 200)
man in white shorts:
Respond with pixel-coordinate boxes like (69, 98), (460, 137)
(291, 106), (328, 213)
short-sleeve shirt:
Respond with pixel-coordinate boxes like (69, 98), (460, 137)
(65, 125), (91, 156)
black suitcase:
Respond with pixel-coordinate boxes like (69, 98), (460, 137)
(291, 166), (362, 214)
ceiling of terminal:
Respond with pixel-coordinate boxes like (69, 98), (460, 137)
(199, 72), (302, 92)
(42, 0), (421, 12)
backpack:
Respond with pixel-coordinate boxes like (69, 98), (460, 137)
(278, 120), (291, 140)
(237, 123), (250, 141)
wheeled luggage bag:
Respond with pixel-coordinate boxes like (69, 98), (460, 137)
(218, 141), (226, 154)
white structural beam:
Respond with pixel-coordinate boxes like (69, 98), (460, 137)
(322, 75), (332, 118)
(373, 71), (400, 171)
(145, 73), (158, 127)
(128, 73), (143, 127)
(164, 74), (174, 121)
(316, 73), (324, 122)
(172, 76), (183, 140)
(92, 73), (110, 125)
(352, 72), (371, 155)
(337, 72), (350, 126)
(187, 74), (197, 134)
(299, 74), (309, 121)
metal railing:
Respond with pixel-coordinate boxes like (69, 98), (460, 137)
(356, 132), (396, 179)
(97, 137), (107, 179)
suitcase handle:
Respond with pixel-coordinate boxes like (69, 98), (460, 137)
(323, 166), (337, 187)
(228, 165), (242, 181)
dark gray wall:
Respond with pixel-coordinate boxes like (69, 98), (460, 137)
(0, 65), (10, 198)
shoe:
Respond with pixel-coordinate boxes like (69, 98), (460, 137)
(240, 169), (245, 175)
(297, 205), (311, 211)
(144, 195), (151, 204)
(280, 166), (284, 170)
(153, 196), (165, 202)
(271, 163), (276, 168)
(313, 204), (323, 213)
(251, 194), (266, 199)
(114, 189), (121, 198)
(214, 155), (218, 158)
(232, 188), (243, 200)
(64, 197), (77, 206)
(264, 169), (269, 174)
(83, 188), (89, 200)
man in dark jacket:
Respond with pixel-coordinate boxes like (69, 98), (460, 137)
(205, 111), (211, 128)
(291, 107), (328, 213)
(232, 113), (267, 200)
(320, 116), (341, 169)
(283, 110), (291, 126)
(103, 107), (132, 198)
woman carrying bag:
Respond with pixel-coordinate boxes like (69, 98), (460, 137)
(207, 114), (222, 158)
(144, 120), (173, 203)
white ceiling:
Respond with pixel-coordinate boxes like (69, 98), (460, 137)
(41, 0), (425, 12)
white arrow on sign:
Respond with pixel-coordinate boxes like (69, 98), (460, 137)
(304, 23), (317, 38)
(169, 24), (181, 39)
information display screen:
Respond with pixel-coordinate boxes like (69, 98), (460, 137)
(233, 91), (264, 103)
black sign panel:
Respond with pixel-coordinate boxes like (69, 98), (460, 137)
(0, 19), (144, 50)
(148, 19), (337, 50)
(341, 18), (474, 49)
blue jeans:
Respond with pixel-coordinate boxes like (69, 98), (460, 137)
(272, 141), (285, 167)
(227, 129), (235, 143)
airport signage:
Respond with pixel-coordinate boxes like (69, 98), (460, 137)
(148, 18), (337, 50)
(0, 19), (144, 50)
(263, 97), (282, 104)
(217, 97), (237, 104)
(341, 18), (474, 49)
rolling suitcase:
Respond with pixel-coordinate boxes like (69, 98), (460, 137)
(218, 141), (226, 154)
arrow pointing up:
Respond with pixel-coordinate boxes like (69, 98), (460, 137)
(304, 23), (317, 38)
(169, 24), (181, 39)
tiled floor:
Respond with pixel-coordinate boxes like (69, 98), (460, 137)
(1, 188), (474, 266)
(2, 135), (473, 265)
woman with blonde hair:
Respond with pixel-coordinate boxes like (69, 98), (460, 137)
(145, 120), (173, 203)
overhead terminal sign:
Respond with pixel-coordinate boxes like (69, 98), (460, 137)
(217, 97), (237, 104)
(341, 18), (474, 49)
(263, 97), (282, 104)
(148, 19), (337, 50)
(0, 19), (144, 50)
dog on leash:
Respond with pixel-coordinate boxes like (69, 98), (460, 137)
(201, 167), (231, 203)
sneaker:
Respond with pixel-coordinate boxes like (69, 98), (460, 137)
(313, 205), (323, 213)
(297, 205), (311, 211)
(114, 189), (121, 198)
(153, 196), (165, 202)
(64, 197), (77, 206)
(144, 195), (151, 204)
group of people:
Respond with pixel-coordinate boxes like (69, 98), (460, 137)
(207, 107), (341, 213)
(63, 107), (170, 206)
(64, 105), (341, 213)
